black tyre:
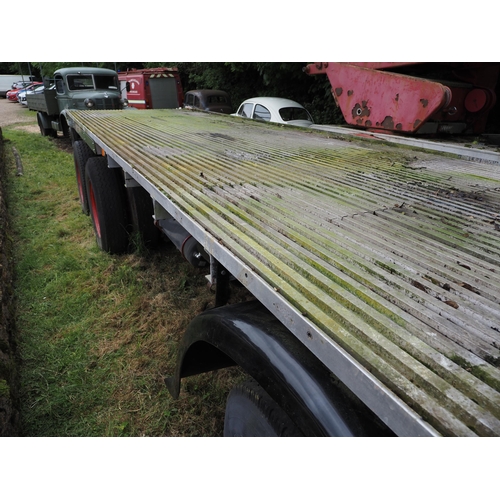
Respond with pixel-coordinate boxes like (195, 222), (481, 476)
(127, 185), (160, 249)
(37, 112), (50, 137)
(73, 140), (95, 215)
(68, 127), (80, 144)
(224, 379), (303, 437)
(61, 117), (69, 138)
(85, 157), (130, 254)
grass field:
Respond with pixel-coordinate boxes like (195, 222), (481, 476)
(4, 127), (243, 436)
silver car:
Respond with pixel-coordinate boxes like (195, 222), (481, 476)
(18, 84), (45, 105)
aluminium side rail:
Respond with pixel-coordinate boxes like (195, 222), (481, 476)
(64, 108), (500, 436)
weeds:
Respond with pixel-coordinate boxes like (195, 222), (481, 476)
(5, 128), (243, 436)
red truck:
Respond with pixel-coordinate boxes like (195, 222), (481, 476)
(118, 67), (184, 110)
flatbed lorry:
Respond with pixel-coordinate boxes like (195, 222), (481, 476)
(62, 106), (500, 437)
(27, 67), (125, 138)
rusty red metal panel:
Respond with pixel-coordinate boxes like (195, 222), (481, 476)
(310, 63), (451, 133)
(305, 62), (500, 134)
(344, 62), (419, 70)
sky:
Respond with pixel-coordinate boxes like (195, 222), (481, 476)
(2, 2), (496, 64)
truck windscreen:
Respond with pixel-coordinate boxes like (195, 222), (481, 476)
(94, 75), (118, 90)
(67, 74), (118, 91)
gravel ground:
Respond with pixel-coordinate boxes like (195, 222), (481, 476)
(0, 97), (38, 129)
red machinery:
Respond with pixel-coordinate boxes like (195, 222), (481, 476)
(304, 62), (500, 135)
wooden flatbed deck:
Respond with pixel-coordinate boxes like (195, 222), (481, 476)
(66, 108), (500, 436)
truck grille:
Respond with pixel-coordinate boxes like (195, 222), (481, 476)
(95, 98), (121, 110)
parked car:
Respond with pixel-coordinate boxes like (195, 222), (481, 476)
(232, 97), (314, 127)
(11, 80), (35, 90)
(6, 87), (22, 102)
(18, 83), (44, 105)
(7, 82), (42, 102)
(184, 89), (232, 114)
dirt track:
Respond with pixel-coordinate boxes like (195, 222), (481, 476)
(0, 97), (37, 127)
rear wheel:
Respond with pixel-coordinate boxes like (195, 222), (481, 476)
(224, 379), (303, 437)
(37, 112), (57, 137)
(85, 158), (130, 254)
(37, 112), (49, 136)
(61, 117), (70, 138)
(73, 140), (95, 215)
(127, 185), (160, 249)
(68, 127), (79, 144)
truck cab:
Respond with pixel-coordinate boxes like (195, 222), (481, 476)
(51, 67), (123, 112)
(28, 67), (125, 138)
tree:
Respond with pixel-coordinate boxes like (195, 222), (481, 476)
(170, 62), (343, 124)
(0, 62), (36, 77)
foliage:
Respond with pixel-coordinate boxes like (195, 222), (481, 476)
(29, 62), (121, 79)
(0, 62), (28, 74)
(172, 62), (343, 124)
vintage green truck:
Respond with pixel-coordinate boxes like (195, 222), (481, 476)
(60, 104), (500, 437)
(26, 67), (125, 138)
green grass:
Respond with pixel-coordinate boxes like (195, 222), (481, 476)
(4, 128), (242, 436)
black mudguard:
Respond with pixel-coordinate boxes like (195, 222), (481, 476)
(166, 300), (390, 436)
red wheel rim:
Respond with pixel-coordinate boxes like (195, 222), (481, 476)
(88, 182), (101, 238)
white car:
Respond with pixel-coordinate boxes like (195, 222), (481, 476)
(232, 97), (314, 127)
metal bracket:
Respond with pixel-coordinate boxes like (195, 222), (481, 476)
(214, 260), (231, 307)
(124, 172), (140, 188)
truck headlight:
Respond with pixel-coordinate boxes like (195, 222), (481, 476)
(84, 98), (95, 108)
